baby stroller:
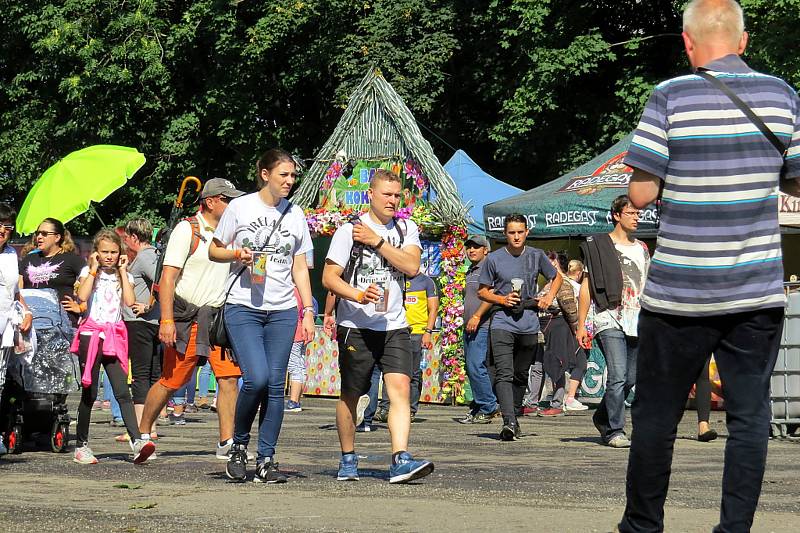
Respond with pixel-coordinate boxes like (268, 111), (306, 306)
(0, 289), (79, 454)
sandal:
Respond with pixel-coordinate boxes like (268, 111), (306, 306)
(698, 429), (718, 442)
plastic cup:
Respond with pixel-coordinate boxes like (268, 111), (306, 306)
(251, 251), (268, 284)
(510, 277), (524, 293)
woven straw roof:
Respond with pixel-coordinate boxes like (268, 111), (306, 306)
(292, 69), (466, 225)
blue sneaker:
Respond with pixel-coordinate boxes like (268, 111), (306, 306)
(389, 452), (434, 484)
(0, 439), (7, 456)
(284, 400), (302, 413)
(337, 452), (359, 481)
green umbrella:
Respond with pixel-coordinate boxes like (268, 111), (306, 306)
(16, 145), (146, 234)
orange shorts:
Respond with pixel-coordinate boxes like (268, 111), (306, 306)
(159, 323), (241, 390)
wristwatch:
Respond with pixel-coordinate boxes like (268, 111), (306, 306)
(424, 328), (433, 334)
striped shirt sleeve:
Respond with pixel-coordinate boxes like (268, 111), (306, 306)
(784, 91), (800, 180)
(624, 87), (669, 180)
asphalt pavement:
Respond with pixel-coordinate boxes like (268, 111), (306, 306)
(1, 395), (798, 532)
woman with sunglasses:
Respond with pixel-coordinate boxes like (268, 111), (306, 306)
(18, 218), (85, 324)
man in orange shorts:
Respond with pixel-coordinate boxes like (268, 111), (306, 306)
(138, 178), (245, 460)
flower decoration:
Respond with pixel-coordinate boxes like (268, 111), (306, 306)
(404, 159), (428, 192)
(436, 224), (468, 404)
(304, 206), (362, 236)
(323, 160), (343, 190)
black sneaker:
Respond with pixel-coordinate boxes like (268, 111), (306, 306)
(253, 458), (287, 484)
(500, 420), (520, 441)
(225, 443), (248, 481)
(373, 409), (389, 423)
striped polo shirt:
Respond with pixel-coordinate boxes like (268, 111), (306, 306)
(625, 54), (800, 316)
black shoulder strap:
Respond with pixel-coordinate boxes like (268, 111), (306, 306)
(695, 70), (787, 157)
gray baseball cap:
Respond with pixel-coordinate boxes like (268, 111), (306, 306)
(465, 234), (489, 247)
(200, 178), (246, 199)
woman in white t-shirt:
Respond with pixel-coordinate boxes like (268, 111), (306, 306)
(0, 203), (32, 456)
(210, 148), (315, 483)
(70, 229), (154, 465)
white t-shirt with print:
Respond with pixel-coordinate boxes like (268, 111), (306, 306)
(214, 195), (313, 311)
(163, 212), (230, 308)
(79, 267), (134, 328)
(593, 240), (649, 337)
(327, 214), (421, 331)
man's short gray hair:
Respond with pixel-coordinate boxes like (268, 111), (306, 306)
(683, 0), (745, 46)
(124, 218), (153, 244)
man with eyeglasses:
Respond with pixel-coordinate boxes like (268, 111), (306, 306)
(576, 194), (649, 448)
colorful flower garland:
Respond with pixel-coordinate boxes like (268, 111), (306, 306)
(436, 225), (468, 404)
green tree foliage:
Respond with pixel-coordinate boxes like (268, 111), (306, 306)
(0, 0), (797, 234)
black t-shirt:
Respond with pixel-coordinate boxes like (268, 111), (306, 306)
(19, 251), (85, 300)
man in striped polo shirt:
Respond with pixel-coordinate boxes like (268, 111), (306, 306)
(619, 1), (800, 531)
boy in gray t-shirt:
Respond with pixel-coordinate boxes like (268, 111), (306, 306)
(478, 214), (560, 441)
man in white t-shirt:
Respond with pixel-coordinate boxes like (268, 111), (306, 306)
(138, 178), (245, 461)
(576, 195), (650, 448)
(323, 169), (434, 484)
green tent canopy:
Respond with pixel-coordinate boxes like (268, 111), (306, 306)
(483, 134), (659, 240)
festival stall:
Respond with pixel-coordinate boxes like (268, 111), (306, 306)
(292, 69), (470, 404)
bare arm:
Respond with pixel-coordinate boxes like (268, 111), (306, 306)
(120, 270), (136, 307)
(352, 223), (420, 276)
(628, 168), (661, 209)
(576, 277), (592, 349)
(209, 238), (252, 265)
(538, 272), (563, 309)
(780, 178), (800, 197)
(465, 300), (494, 334)
(322, 260), (380, 305)
(478, 284), (518, 308)
(425, 296), (439, 331)
(158, 265), (180, 346)
(291, 253), (315, 343)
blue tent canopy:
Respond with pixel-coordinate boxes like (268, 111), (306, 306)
(442, 150), (522, 234)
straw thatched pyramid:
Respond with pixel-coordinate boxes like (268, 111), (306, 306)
(292, 69), (466, 226)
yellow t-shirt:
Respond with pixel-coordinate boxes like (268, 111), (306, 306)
(404, 273), (438, 334)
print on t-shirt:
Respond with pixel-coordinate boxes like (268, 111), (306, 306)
(593, 241), (649, 337)
(240, 216), (293, 267)
(354, 232), (405, 288)
(26, 259), (66, 286)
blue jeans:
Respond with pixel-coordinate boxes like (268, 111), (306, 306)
(464, 327), (497, 415)
(197, 361), (212, 398)
(103, 371), (122, 420)
(593, 328), (637, 441)
(620, 309), (783, 533)
(226, 304), (297, 462)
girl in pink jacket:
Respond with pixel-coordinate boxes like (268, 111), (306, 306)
(70, 229), (153, 465)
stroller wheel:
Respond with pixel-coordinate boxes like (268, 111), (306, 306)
(51, 421), (69, 453)
(5, 425), (23, 454)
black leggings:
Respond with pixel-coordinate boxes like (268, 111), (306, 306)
(125, 321), (161, 404)
(695, 358), (712, 424)
(76, 335), (140, 445)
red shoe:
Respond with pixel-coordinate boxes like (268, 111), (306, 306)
(537, 407), (564, 417)
(522, 405), (539, 416)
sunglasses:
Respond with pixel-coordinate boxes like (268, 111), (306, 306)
(0, 224), (14, 232)
(35, 230), (59, 237)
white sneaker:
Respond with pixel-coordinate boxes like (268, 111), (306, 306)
(74, 444), (98, 464)
(564, 398), (589, 411)
(216, 439), (255, 461)
(132, 439), (156, 464)
(607, 434), (631, 448)
(355, 394), (370, 427)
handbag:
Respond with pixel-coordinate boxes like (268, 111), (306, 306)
(209, 201), (293, 352)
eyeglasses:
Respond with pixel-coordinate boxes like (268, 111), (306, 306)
(621, 210), (641, 217)
(0, 224), (14, 232)
(35, 230), (58, 237)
